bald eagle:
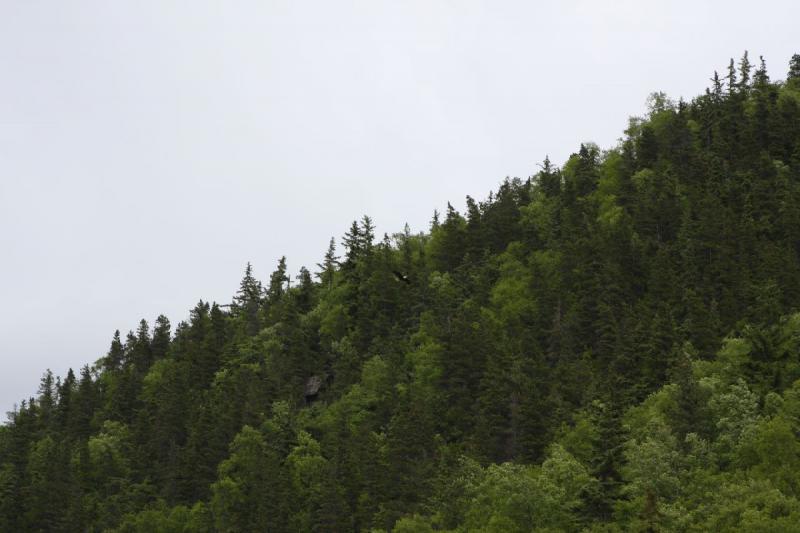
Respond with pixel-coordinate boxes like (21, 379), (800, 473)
(392, 270), (411, 284)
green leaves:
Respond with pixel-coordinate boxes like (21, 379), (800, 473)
(4, 52), (800, 532)
(462, 451), (592, 532)
(210, 425), (289, 532)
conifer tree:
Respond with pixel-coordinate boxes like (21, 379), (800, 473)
(295, 266), (315, 313)
(726, 57), (738, 94)
(233, 262), (262, 336)
(538, 155), (561, 197)
(55, 368), (76, 434)
(316, 237), (339, 290)
(36, 370), (56, 430)
(361, 215), (375, 254)
(739, 50), (752, 89)
(789, 54), (800, 84)
(131, 319), (153, 372)
(2, 52), (800, 532)
(70, 366), (97, 441)
(341, 220), (363, 274)
(104, 330), (124, 371)
(151, 314), (171, 360)
(267, 256), (289, 304)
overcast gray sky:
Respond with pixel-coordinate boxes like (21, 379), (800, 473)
(1, 0), (798, 414)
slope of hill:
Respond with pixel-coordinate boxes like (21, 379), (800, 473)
(2, 52), (800, 532)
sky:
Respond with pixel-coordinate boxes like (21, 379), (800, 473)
(1, 0), (798, 415)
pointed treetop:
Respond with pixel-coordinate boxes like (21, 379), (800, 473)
(105, 330), (124, 371)
(788, 53), (800, 82)
(738, 50), (752, 89)
(294, 266), (315, 312)
(38, 370), (55, 407)
(342, 220), (362, 254)
(297, 266), (312, 285)
(136, 319), (150, 342)
(154, 314), (171, 334)
(541, 155), (552, 172)
(446, 202), (458, 218)
(538, 155), (561, 197)
(754, 55), (769, 88)
(361, 215), (375, 251)
(711, 71), (722, 98)
(431, 209), (440, 230)
(234, 261), (262, 307)
(342, 217), (376, 269)
(726, 58), (737, 93)
(316, 237), (339, 290)
(151, 314), (172, 359)
(267, 256), (290, 302)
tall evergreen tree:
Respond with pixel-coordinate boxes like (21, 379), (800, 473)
(789, 53), (800, 84)
(104, 330), (124, 371)
(233, 262), (262, 336)
(2, 52), (800, 533)
(316, 237), (339, 290)
(151, 314), (172, 360)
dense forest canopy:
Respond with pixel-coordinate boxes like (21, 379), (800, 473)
(3, 52), (800, 532)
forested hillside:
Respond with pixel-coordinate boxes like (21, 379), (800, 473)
(3, 53), (800, 532)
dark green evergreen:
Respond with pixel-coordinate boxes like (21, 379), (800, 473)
(2, 52), (800, 531)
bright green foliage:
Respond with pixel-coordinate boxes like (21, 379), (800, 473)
(209, 424), (288, 531)
(114, 502), (211, 533)
(2, 52), (800, 531)
(460, 449), (591, 533)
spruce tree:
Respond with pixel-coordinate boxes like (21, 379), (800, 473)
(267, 256), (289, 304)
(788, 53), (800, 88)
(2, 52), (800, 532)
(316, 237), (339, 290)
(738, 50), (752, 90)
(151, 314), (172, 360)
(104, 330), (124, 371)
(233, 262), (262, 336)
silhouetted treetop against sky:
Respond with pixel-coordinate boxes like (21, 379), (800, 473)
(2, 51), (800, 532)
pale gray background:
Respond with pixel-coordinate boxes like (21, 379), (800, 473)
(1, 0), (798, 415)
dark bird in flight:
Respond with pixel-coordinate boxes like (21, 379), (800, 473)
(392, 270), (411, 284)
